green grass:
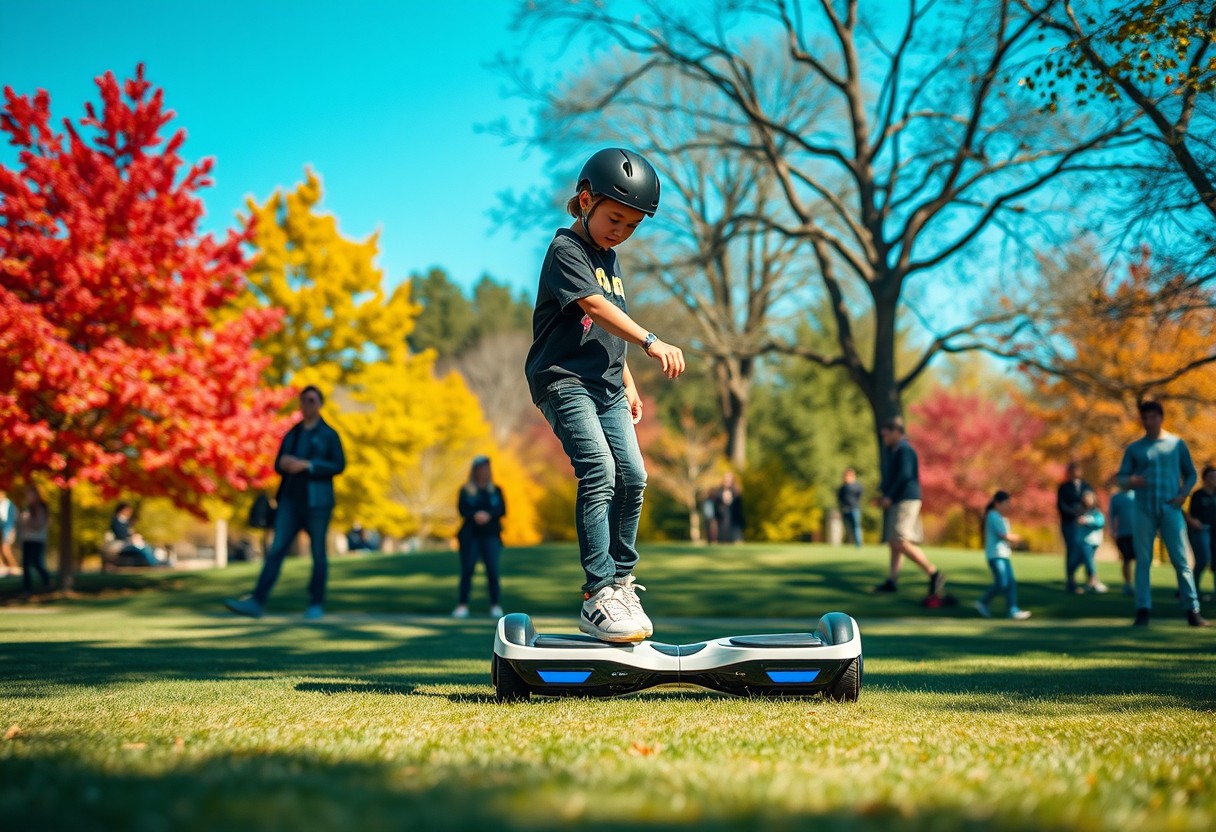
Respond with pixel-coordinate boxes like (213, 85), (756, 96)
(2, 543), (1214, 831)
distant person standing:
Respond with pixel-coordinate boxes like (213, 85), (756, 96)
(1074, 490), (1109, 593)
(1187, 466), (1216, 602)
(1057, 462), (1095, 594)
(701, 490), (718, 544)
(874, 417), (945, 598)
(0, 492), (18, 576)
(453, 455), (506, 619)
(837, 468), (864, 548)
(1108, 485), (1138, 596)
(19, 484), (51, 594)
(712, 472), (745, 544)
(226, 386), (346, 620)
(1117, 400), (1209, 627)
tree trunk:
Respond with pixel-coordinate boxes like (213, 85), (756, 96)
(867, 291), (905, 486)
(58, 486), (74, 592)
(714, 357), (752, 471)
(688, 505), (702, 544)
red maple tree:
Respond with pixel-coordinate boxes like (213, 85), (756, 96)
(910, 391), (1060, 545)
(0, 66), (289, 587)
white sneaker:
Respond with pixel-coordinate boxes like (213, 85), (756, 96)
(1088, 581), (1109, 594)
(452, 604), (469, 619)
(614, 575), (653, 637)
(579, 585), (647, 643)
(488, 605), (503, 619)
(974, 600), (992, 619)
(1010, 609), (1032, 620)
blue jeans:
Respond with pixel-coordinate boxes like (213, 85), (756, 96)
(980, 557), (1019, 612)
(539, 385), (646, 594)
(843, 509), (862, 547)
(1188, 526), (1213, 594)
(1134, 505), (1199, 612)
(252, 498), (333, 607)
(1062, 523), (1094, 588)
(458, 535), (502, 606)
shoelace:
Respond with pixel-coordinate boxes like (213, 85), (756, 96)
(594, 586), (632, 621)
(617, 577), (647, 617)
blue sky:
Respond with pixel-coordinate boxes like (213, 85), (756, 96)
(0, 0), (568, 297)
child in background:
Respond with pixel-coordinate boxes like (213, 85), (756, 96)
(976, 490), (1032, 620)
(1077, 490), (1109, 593)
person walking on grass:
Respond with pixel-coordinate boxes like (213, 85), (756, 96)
(1057, 461), (1095, 595)
(873, 417), (945, 598)
(1108, 484), (1138, 596)
(837, 468), (864, 548)
(453, 455), (506, 620)
(1074, 490), (1109, 594)
(975, 490), (1031, 620)
(1117, 400), (1209, 627)
(1186, 466), (1216, 603)
(225, 385), (346, 621)
(524, 148), (685, 643)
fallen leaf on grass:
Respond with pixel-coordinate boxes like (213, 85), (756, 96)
(628, 741), (664, 757)
(5, 724), (20, 740)
(174, 737), (185, 752)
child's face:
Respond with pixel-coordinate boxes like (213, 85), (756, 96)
(581, 194), (646, 249)
(1082, 491), (1096, 508)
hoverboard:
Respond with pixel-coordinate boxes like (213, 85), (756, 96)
(491, 612), (862, 702)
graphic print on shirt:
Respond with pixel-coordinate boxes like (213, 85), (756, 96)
(579, 267), (626, 342)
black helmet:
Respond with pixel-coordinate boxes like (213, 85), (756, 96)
(577, 148), (661, 217)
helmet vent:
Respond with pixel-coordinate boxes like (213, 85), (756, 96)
(622, 158), (633, 176)
(613, 184), (629, 195)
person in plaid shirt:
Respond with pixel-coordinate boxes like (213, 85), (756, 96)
(1116, 400), (1209, 628)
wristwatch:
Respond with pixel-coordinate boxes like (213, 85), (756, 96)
(642, 332), (658, 354)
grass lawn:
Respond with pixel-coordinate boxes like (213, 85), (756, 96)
(1, 543), (1214, 831)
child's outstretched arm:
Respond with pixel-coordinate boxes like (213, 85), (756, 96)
(577, 295), (685, 379)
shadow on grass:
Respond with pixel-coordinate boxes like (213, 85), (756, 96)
(2, 614), (1212, 712)
(4, 542), (1195, 622)
(0, 750), (1094, 832)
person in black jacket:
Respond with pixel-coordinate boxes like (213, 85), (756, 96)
(874, 417), (944, 597)
(1187, 466), (1216, 601)
(1057, 461), (1095, 594)
(226, 385), (345, 620)
(453, 455), (507, 619)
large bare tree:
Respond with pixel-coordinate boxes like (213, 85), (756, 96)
(509, 0), (1135, 467)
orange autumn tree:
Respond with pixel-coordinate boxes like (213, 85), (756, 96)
(1020, 253), (1216, 485)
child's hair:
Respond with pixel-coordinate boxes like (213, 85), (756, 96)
(566, 184), (607, 219)
(1138, 399), (1164, 417)
(982, 490), (1011, 547)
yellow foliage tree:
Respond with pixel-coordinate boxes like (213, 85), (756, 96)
(240, 168), (543, 547)
(1022, 256), (1216, 484)
(243, 168), (419, 389)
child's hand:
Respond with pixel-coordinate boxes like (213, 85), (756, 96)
(625, 385), (643, 424)
(646, 339), (685, 379)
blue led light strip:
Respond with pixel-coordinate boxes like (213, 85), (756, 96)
(766, 670), (820, 683)
(537, 670), (592, 684)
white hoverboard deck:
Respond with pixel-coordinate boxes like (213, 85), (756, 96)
(491, 612), (862, 702)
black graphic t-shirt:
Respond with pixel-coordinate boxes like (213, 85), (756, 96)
(525, 228), (629, 405)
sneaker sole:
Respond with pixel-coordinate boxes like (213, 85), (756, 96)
(578, 620), (648, 643)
